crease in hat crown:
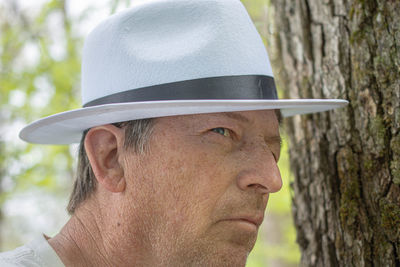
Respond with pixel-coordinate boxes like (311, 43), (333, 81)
(81, 0), (274, 105)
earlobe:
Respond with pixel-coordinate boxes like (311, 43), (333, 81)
(85, 125), (126, 193)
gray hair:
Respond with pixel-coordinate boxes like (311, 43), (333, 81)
(67, 118), (154, 214)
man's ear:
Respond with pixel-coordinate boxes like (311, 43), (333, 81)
(85, 124), (126, 193)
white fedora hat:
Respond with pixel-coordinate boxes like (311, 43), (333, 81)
(20, 0), (348, 145)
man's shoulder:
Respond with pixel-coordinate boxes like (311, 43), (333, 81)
(0, 243), (41, 267)
(0, 235), (64, 267)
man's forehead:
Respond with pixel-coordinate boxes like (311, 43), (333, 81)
(156, 110), (281, 134)
(192, 110), (281, 125)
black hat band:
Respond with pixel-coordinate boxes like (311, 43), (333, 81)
(83, 75), (277, 107)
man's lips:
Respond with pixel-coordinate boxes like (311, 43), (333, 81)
(220, 214), (264, 229)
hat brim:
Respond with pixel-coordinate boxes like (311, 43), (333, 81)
(19, 99), (348, 144)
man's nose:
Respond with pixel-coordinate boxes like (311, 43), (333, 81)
(236, 145), (282, 195)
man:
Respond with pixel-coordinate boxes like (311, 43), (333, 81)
(0, 0), (347, 266)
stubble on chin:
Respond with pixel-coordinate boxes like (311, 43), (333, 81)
(175, 241), (251, 267)
(159, 230), (255, 267)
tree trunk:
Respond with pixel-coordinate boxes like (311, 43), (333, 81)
(267, 0), (400, 266)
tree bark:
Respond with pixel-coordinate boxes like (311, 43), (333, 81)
(268, 0), (400, 266)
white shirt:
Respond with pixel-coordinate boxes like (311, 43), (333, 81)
(0, 235), (65, 267)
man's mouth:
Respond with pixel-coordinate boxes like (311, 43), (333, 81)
(220, 214), (264, 230)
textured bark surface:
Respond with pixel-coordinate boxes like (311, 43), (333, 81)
(267, 0), (400, 266)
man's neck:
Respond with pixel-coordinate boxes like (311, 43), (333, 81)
(48, 209), (113, 267)
(48, 202), (156, 267)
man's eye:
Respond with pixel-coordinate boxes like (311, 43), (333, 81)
(211, 128), (231, 138)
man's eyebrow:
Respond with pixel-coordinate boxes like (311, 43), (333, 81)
(220, 112), (251, 123)
(220, 111), (282, 126)
(219, 112), (282, 144)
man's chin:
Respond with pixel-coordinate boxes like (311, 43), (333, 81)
(211, 220), (259, 251)
(208, 248), (250, 267)
(217, 241), (254, 266)
(173, 235), (255, 267)
(181, 246), (250, 267)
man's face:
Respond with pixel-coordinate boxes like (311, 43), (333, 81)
(120, 110), (282, 266)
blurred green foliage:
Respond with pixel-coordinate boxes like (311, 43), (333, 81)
(0, 0), (81, 200)
(0, 0), (300, 265)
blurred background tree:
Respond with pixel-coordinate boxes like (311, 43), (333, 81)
(268, 0), (400, 265)
(0, 0), (300, 265)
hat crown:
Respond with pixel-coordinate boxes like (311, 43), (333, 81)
(81, 0), (273, 105)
